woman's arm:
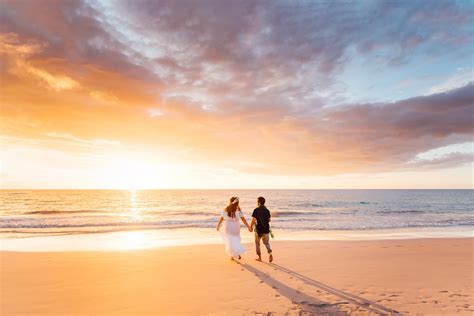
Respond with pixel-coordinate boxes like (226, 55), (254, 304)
(216, 216), (224, 231)
(240, 216), (251, 231)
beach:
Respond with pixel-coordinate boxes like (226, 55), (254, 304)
(1, 237), (472, 315)
(2, 0), (473, 314)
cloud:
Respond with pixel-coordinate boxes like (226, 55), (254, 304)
(0, 33), (79, 91)
(44, 132), (121, 147)
(196, 83), (473, 175)
(428, 68), (474, 94)
(84, 0), (474, 110)
(0, 0), (473, 183)
(406, 152), (474, 170)
(0, 0), (157, 83)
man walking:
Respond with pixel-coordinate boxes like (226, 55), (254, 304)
(249, 196), (273, 262)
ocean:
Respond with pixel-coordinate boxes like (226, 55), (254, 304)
(1, 190), (472, 238)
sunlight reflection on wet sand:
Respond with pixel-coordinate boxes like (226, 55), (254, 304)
(1, 226), (472, 252)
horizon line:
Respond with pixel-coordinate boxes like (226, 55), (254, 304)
(1, 188), (472, 191)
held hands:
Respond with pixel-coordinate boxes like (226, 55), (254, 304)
(248, 225), (253, 232)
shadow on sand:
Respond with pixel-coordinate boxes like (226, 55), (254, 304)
(236, 261), (402, 315)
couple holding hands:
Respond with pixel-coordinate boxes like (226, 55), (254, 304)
(216, 196), (273, 262)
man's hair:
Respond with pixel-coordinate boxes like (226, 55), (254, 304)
(257, 196), (266, 205)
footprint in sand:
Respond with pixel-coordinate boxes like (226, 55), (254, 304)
(450, 293), (468, 297)
(457, 304), (471, 308)
(377, 299), (393, 303)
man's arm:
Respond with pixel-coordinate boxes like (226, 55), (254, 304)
(249, 217), (256, 232)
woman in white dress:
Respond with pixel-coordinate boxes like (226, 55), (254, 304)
(216, 196), (251, 260)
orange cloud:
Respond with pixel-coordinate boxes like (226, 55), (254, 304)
(1, 30), (472, 178)
(0, 0), (473, 188)
(0, 33), (79, 91)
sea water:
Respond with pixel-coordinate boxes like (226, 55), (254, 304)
(1, 190), (472, 251)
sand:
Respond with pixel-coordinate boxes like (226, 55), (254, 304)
(1, 238), (472, 315)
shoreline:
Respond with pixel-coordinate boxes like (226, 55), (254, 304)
(1, 238), (472, 315)
(1, 226), (472, 252)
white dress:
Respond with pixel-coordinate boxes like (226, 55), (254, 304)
(219, 210), (246, 257)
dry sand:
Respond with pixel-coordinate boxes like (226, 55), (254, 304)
(1, 238), (472, 315)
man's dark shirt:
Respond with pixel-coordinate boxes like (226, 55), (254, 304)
(252, 205), (271, 234)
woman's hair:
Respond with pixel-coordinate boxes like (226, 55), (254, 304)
(225, 196), (239, 218)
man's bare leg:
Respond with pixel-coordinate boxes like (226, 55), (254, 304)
(262, 234), (273, 262)
(255, 233), (262, 261)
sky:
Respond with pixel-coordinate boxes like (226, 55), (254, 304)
(0, 0), (473, 189)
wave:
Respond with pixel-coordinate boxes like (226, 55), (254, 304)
(23, 210), (223, 216)
(287, 203), (323, 208)
(376, 210), (425, 214)
(270, 222), (474, 230)
(24, 210), (107, 215)
(146, 211), (218, 216)
(0, 224), (200, 236)
(273, 211), (323, 216)
(0, 219), (211, 229)
(2, 222), (473, 238)
(2, 217), (473, 231)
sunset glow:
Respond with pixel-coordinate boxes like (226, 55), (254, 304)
(0, 0), (473, 189)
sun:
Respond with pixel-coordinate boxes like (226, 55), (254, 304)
(101, 155), (163, 190)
